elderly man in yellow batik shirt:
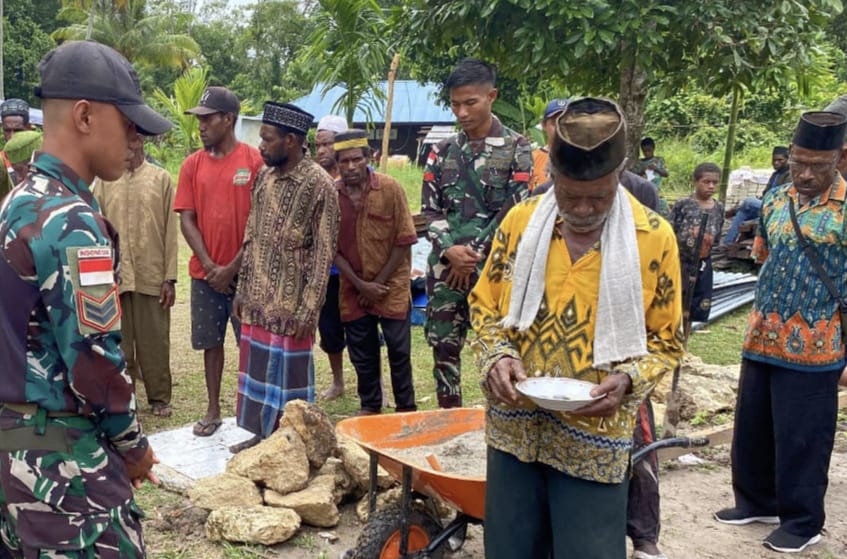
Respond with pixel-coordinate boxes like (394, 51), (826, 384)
(94, 134), (178, 417)
(469, 97), (683, 559)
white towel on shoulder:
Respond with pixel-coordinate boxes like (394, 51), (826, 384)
(501, 185), (647, 369)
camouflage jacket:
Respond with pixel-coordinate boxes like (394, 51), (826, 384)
(0, 152), (148, 464)
(421, 117), (532, 266)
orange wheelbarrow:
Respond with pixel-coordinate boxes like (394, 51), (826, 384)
(336, 408), (485, 559)
(336, 407), (708, 559)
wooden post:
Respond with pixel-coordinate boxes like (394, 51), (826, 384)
(380, 53), (401, 172)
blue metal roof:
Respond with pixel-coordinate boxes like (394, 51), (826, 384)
(291, 81), (455, 125)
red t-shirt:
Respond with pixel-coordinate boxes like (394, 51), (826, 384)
(173, 142), (263, 279)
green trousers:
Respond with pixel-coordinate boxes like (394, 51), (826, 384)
(120, 292), (171, 405)
(484, 446), (628, 559)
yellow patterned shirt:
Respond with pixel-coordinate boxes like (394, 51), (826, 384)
(469, 192), (684, 484)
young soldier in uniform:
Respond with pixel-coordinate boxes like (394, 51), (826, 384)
(421, 58), (532, 408)
(0, 40), (170, 557)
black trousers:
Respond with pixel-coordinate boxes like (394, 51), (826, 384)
(485, 446), (628, 558)
(344, 313), (416, 412)
(731, 358), (840, 537)
(627, 398), (660, 547)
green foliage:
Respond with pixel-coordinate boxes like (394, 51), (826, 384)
(53, 0), (200, 70)
(227, 1), (312, 105)
(3, 0), (59, 104)
(150, 66), (207, 162)
(298, 0), (391, 124)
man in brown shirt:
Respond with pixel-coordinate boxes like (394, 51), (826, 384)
(232, 102), (339, 452)
(333, 130), (417, 414)
(93, 134), (178, 417)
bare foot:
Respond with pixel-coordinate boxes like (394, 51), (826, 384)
(229, 435), (262, 454)
(320, 384), (345, 401)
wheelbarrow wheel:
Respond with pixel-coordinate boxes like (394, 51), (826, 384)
(351, 504), (445, 559)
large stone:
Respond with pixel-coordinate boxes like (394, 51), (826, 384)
(265, 475), (340, 528)
(188, 473), (262, 511)
(280, 399), (337, 469)
(226, 426), (310, 495)
(336, 435), (393, 491)
(317, 457), (358, 503)
(652, 354), (740, 421)
(205, 506), (300, 545)
(355, 486), (403, 523)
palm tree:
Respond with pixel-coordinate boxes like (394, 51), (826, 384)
(54, 0), (199, 70)
(298, 0), (391, 125)
(61, 0), (128, 41)
(152, 66), (207, 156)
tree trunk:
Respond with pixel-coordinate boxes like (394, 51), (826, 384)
(619, 58), (647, 167)
(86, 1), (95, 40)
(0, 0), (5, 101)
(719, 87), (742, 204)
(380, 52), (400, 171)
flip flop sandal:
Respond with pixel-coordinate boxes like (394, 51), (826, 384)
(192, 418), (222, 437)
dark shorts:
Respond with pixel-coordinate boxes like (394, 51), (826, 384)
(318, 274), (346, 353)
(190, 278), (241, 350)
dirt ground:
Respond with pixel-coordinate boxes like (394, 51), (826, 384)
(143, 438), (847, 559)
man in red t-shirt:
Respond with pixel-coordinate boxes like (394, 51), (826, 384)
(173, 86), (263, 437)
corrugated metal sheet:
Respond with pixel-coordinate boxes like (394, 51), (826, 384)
(692, 271), (757, 330)
(290, 81), (455, 125)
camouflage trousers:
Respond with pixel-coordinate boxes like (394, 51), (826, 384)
(425, 275), (471, 407)
(0, 412), (145, 558)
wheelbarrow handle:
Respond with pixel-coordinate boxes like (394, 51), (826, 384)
(631, 436), (710, 465)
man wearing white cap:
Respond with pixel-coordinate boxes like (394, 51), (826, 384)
(315, 114), (350, 400)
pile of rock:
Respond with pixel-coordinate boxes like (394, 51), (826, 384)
(187, 400), (394, 545)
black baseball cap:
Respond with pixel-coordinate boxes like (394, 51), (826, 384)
(35, 41), (172, 136)
(184, 87), (241, 116)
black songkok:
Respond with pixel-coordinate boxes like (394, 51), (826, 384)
(262, 101), (314, 135)
(792, 111), (847, 151)
(550, 97), (627, 181)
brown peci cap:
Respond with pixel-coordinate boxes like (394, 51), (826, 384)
(550, 97), (627, 181)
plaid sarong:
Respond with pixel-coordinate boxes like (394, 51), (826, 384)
(236, 323), (315, 438)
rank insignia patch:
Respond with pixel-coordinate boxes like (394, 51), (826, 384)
(77, 285), (121, 332)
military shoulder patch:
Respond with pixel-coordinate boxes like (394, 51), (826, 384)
(66, 246), (121, 335)
(77, 285), (121, 332)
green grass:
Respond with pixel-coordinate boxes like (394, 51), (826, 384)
(383, 164), (423, 212)
(686, 305), (751, 365)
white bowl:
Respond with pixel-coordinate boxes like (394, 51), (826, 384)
(516, 377), (605, 412)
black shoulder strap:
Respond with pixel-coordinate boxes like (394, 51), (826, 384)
(788, 198), (842, 302)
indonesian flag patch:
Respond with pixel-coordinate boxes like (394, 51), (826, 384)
(67, 246), (122, 334)
(78, 256), (113, 286)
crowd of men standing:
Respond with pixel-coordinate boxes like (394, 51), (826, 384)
(1, 38), (847, 559)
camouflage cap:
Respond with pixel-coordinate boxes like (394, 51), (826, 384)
(5, 130), (42, 164)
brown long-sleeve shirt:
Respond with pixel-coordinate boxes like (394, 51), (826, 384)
(93, 160), (178, 296)
(238, 158), (339, 335)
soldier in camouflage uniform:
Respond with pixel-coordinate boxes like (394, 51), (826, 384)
(0, 41), (171, 558)
(422, 59), (532, 408)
